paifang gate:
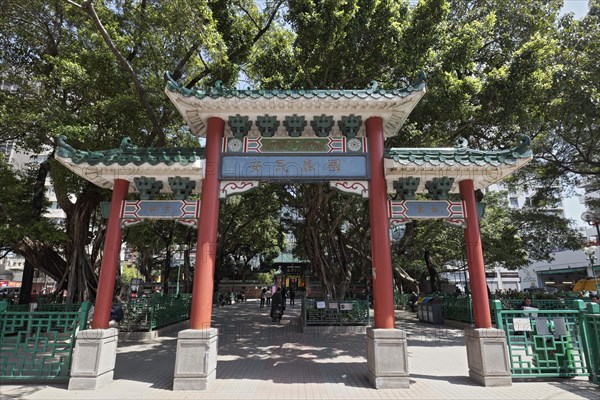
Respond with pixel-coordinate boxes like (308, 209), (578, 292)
(56, 73), (532, 390)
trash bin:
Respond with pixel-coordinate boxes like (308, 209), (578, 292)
(417, 297), (430, 322)
(417, 297), (443, 324)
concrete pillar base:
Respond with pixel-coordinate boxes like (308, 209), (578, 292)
(68, 328), (119, 390)
(173, 328), (219, 390)
(465, 327), (512, 387)
(367, 328), (410, 389)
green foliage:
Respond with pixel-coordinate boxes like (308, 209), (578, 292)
(217, 184), (284, 281)
(256, 270), (275, 287)
(0, 158), (65, 256)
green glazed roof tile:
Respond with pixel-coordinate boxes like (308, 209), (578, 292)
(385, 136), (532, 167)
(164, 72), (427, 101)
(55, 136), (205, 166)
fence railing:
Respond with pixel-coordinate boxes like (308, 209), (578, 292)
(301, 297), (370, 326)
(0, 301), (90, 381)
(434, 294), (594, 325)
(492, 300), (599, 381)
(118, 294), (192, 332)
(581, 303), (600, 384)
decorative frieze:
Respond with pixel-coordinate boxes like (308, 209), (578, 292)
(222, 136), (367, 154)
(218, 181), (260, 199)
(330, 181), (369, 198)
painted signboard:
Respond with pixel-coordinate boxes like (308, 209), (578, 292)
(99, 200), (201, 228)
(220, 154), (370, 181)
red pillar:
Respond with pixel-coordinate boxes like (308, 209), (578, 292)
(366, 117), (395, 329)
(92, 179), (129, 329)
(189, 117), (224, 329)
(459, 179), (492, 328)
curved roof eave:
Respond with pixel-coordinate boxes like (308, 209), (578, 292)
(164, 74), (427, 138)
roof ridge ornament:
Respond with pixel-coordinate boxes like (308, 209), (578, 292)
(513, 136), (531, 156)
(454, 137), (468, 150)
(411, 71), (427, 88)
(120, 137), (138, 152)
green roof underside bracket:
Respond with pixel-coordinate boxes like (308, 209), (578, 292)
(228, 114), (252, 139)
(338, 114), (362, 139)
(168, 176), (196, 200)
(394, 177), (421, 200)
(134, 177), (163, 200)
(311, 114), (335, 137)
(284, 114), (307, 137)
(426, 177), (455, 200)
(256, 115), (280, 137)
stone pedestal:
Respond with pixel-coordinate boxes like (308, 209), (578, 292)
(68, 328), (119, 390)
(173, 328), (219, 390)
(465, 328), (512, 387)
(367, 328), (410, 389)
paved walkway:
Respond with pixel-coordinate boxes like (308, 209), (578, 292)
(2, 301), (599, 400)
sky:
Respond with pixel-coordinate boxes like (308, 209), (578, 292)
(561, 0), (589, 18)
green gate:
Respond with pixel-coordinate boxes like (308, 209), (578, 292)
(0, 301), (90, 381)
(492, 300), (598, 380)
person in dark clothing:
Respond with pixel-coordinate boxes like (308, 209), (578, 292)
(519, 297), (537, 310)
(270, 287), (284, 322)
(409, 292), (418, 312)
(289, 287), (296, 307)
(109, 303), (124, 328)
(281, 287), (287, 310)
(260, 288), (266, 308)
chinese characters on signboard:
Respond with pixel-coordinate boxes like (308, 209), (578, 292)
(220, 154), (369, 181)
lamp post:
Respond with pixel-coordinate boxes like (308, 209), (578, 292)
(582, 211), (600, 293)
(582, 211), (600, 245)
(174, 245), (186, 296)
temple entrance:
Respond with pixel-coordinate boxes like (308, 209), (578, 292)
(57, 75), (536, 391)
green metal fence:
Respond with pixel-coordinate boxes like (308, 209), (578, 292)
(437, 294), (594, 325)
(394, 292), (412, 310)
(118, 294), (192, 332)
(492, 299), (596, 379)
(581, 303), (600, 384)
(301, 297), (370, 326)
(0, 301), (90, 381)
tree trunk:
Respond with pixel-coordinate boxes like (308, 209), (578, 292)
(18, 158), (51, 304)
(64, 186), (103, 303)
(300, 185), (354, 300)
(424, 250), (439, 293)
(12, 238), (66, 282)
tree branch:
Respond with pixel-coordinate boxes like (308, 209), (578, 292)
(185, 0), (284, 87)
(79, 0), (165, 145)
(64, 0), (83, 9)
(172, 42), (201, 81)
